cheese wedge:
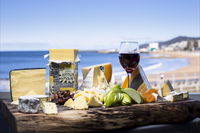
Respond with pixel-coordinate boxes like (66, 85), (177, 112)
(82, 63), (112, 88)
(161, 80), (174, 97)
(182, 91), (189, 100)
(74, 96), (88, 110)
(164, 93), (183, 102)
(88, 95), (103, 107)
(164, 91), (189, 102)
(122, 65), (151, 94)
(64, 98), (75, 108)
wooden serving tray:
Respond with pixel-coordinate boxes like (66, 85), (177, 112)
(1, 99), (200, 133)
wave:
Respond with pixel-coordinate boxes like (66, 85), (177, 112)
(143, 62), (162, 71)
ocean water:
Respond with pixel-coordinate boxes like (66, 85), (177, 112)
(0, 51), (189, 79)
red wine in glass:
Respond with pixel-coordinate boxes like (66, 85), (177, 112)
(119, 42), (140, 88)
(119, 53), (140, 73)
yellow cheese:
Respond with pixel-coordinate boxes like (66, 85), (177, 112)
(73, 89), (104, 108)
(11, 100), (19, 105)
(49, 49), (78, 62)
(60, 88), (76, 92)
(10, 69), (46, 101)
(64, 98), (75, 108)
(25, 90), (38, 96)
(161, 80), (174, 97)
(74, 91), (90, 102)
(122, 65), (151, 94)
(74, 96), (88, 110)
(82, 63), (112, 88)
(74, 91), (84, 99)
(94, 90), (104, 102)
(88, 95), (102, 107)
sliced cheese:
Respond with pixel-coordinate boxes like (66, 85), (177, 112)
(74, 96), (88, 110)
(82, 63), (112, 88)
(164, 93), (183, 102)
(73, 89), (104, 108)
(122, 65), (151, 94)
(64, 98), (75, 108)
(88, 95), (103, 107)
(79, 68), (94, 89)
(164, 91), (189, 102)
(161, 80), (174, 97)
(42, 102), (58, 115)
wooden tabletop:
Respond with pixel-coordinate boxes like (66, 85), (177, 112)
(1, 99), (200, 133)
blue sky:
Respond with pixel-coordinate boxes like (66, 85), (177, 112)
(0, 0), (199, 50)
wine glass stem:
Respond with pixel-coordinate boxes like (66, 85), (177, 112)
(127, 72), (131, 88)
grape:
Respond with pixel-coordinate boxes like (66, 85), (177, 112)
(51, 90), (74, 105)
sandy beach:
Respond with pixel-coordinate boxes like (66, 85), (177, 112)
(147, 51), (200, 93)
(148, 51), (200, 81)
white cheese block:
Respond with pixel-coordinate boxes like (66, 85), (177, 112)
(164, 92), (183, 102)
(81, 63), (112, 89)
(182, 91), (189, 100)
(18, 96), (40, 113)
(42, 102), (58, 114)
(164, 90), (189, 102)
(79, 67), (94, 89)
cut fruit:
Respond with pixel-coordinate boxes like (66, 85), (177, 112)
(121, 93), (132, 105)
(105, 92), (122, 107)
(122, 88), (143, 104)
(142, 88), (158, 103)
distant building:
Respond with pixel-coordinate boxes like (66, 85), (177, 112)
(148, 42), (159, 51)
(163, 40), (200, 51)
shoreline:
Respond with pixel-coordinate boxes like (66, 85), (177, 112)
(148, 51), (200, 82)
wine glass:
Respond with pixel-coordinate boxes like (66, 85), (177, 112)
(119, 42), (140, 88)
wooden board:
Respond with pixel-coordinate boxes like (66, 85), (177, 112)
(1, 99), (200, 133)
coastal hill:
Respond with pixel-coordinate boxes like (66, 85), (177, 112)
(140, 36), (200, 48)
